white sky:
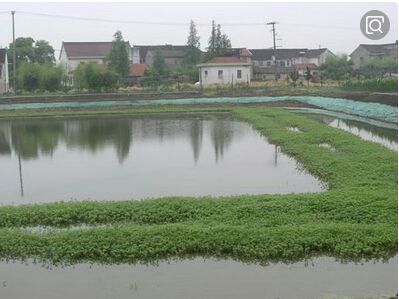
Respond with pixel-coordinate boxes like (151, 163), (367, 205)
(0, 2), (397, 59)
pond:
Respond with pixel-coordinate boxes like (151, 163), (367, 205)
(0, 256), (396, 299)
(294, 110), (398, 151)
(0, 115), (324, 205)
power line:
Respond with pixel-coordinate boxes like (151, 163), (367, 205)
(5, 10), (398, 31)
(16, 11), (272, 27)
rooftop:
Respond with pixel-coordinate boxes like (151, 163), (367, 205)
(62, 41), (131, 59)
(129, 63), (149, 77)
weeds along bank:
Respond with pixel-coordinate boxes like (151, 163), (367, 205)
(0, 106), (396, 265)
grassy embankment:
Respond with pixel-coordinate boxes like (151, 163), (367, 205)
(0, 106), (396, 265)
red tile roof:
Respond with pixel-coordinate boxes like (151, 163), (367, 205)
(62, 42), (130, 58)
(206, 57), (245, 64)
(294, 63), (318, 70)
(130, 63), (148, 77)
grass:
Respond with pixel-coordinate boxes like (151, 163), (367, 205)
(0, 106), (396, 265)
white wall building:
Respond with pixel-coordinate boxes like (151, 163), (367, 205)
(0, 49), (9, 94)
(59, 42), (133, 82)
(198, 57), (252, 87)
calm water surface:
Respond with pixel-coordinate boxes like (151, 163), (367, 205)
(302, 113), (398, 151)
(0, 256), (396, 299)
(0, 115), (324, 204)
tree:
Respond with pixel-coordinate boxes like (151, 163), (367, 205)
(74, 63), (118, 91)
(107, 30), (130, 77)
(184, 20), (201, 65)
(207, 21), (217, 59)
(304, 67), (312, 87)
(289, 70), (299, 87)
(8, 37), (55, 66)
(8, 37), (35, 64)
(207, 21), (232, 59)
(34, 40), (55, 64)
(359, 57), (398, 79)
(17, 63), (40, 91)
(152, 50), (169, 75)
(16, 63), (63, 92)
(319, 54), (353, 83)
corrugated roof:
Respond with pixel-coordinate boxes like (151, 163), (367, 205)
(62, 41), (130, 58)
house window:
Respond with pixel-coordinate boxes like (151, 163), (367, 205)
(279, 61), (285, 67)
(259, 61), (263, 66)
(266, 61), (271, 67)
(204, 70), (208, 77)
(237, 70), (242, 79)
(360, 57), (364, 64)
(218, 70), (223, 79)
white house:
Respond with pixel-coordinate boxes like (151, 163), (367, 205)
(59, 41), (133, 82)
(197, 57), (252, 87)
(0, 49), (9, 94)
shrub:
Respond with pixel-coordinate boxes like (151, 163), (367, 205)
(17, 63), (63, 92)
(342, 78), (398, 92)
(73, 63), (119, 91)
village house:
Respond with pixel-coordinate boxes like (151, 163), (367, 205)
(132, 44), (195, 68)
(350, 41), (398, 69)
(59, 41), (133, 83)
(124, 63), (149, 85)
(197, 56), (252, 87)
(249, 48), (333, 80)
(0, 49), (9, 94)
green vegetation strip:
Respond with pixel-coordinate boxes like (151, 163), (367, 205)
(0, 106), (396, 264)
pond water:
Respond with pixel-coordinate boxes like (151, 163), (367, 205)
(0, 115), (324, 205)
(0, 256), (396, 299)
(298, 112), (398, 151)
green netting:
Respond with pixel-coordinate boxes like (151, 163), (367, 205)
(0, 96), (397, 123)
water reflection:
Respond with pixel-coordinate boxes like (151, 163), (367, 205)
(0, 256), (396, 299)
(303, 113), (398, 151)
(0, 117), (251, 165)
(0, 115), (324, 204)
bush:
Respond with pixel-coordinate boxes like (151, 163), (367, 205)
(17, 63), (63, 92)
(342, 78), (398, 92)
(74, 63), (119, 91)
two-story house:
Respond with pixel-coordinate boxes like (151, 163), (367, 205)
(350, 41), (398, 69)
(249, 48), (333, 80)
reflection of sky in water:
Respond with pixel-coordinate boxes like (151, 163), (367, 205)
(303, 113), (398, 151)
(0, 116), (324, 205)
(0, 255), (396, 299)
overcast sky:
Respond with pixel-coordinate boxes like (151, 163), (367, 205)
(0, 2), (397, 59)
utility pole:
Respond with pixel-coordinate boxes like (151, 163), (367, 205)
(11, 11), (16, 93)
(267, 21), (278, 80)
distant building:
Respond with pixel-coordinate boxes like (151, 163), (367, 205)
(0, 49), (9, 93)
(294, 63), (319, 76)
(350, 41), (398, 69)
(197, 56), (252, 87)
(59, 41), (133, 80)
(132, 45), (198, 68)
(124, 63), (149, 85)
(249, 48), (333, 80)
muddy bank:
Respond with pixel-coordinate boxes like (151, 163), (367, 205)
(0, 89), (397, 106)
